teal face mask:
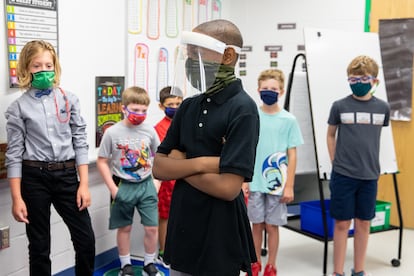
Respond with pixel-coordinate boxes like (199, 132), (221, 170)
(31, 71), (55, 89)
(350, 82), (371, 97)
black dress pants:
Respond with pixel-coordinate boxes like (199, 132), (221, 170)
(21, 165), (95, 276)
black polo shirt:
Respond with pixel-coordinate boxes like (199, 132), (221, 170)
(157, 79), (259, 275)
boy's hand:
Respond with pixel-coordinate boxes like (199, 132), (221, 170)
(280, 187), (294, 203)
(12, 198), (29, 224)
(242, 182), (249, 198)
(110, 186), (119, 200)
(77, 184), (91, 211)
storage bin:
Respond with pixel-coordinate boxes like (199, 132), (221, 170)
(370, 200), (391, 232)
(300, 199), (354, 238)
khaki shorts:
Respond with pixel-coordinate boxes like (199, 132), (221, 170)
(109, 177), (158, 229)
(247, 191), (287, 226)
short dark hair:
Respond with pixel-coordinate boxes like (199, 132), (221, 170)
(159, 86), (183, 104)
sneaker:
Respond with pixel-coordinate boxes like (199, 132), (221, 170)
(156, 254), (170, 269)
(246, 262), (261, 276)
(142, 263), (161, 276)
(330, 273), (345, 276)
(118, 264), (134, 276)
(351, 269), (372, 276)
(263, 264), (277, 276)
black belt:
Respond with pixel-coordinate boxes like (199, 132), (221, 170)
(22, 160), (76, 171)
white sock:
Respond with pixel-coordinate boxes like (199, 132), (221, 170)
(144, 252), (156, 266)
(119, 253), (131, 268)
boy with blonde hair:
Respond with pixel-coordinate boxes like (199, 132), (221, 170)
(247, 69), (303, 276)
(327, 55), (390, 276)
(97, 86), (161, 276)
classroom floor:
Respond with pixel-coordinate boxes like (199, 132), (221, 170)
(243, 226), (413, 276)
(94, 227), (413, 276)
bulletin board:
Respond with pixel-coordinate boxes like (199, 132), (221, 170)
(303, 27), (398, 179)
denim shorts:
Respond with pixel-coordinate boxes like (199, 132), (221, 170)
(329, 170), (377, 221)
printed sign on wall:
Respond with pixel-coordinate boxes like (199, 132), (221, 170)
(5, 0), (58, 88)
(96, 76), (125, 147)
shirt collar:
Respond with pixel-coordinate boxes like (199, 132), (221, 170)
(203, 79), (242, 105)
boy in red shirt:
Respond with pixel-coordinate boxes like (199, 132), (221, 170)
(154, 86), (183, 268)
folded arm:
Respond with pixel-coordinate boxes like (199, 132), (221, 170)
(184, 172), (244, 201)
(152, 151), (219, 180)
(153, 149), (243, 201)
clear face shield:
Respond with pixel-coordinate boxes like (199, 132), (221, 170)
(171, 31), (226, 98)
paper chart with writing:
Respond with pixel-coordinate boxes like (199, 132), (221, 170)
(95, 76), (125, 147)
(198, 0), (208, 25)
(5, 0), (58, 88)
(134, 43), (149, 91)
(156, 47), (169, 100)
(182, 0), (194, 31)
(128, 0), (142, 34)
(147, 0), (160, 40)
(211, 0), (221, 20)
(165, 0), (178, 38)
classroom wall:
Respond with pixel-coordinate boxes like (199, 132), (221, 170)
(0, 0), (370, 275)
(0, 1), (126, 275)
(370, 0), (414, 228)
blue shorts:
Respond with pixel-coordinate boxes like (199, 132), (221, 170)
(329, 170), (377, 221)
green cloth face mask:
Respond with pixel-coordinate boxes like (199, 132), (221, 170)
(31, 71), (55, 90)
(205, 64), (237, 95)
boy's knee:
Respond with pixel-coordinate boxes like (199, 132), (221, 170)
(144, 225), (158, 236)
(335, 220), (352, 231)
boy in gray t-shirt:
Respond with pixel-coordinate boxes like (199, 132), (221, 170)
(97, 86), (161, 276)
(327, 55), (390, 276)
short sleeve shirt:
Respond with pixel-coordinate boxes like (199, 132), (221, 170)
(250, 108), (304, 194)
(157, 80), (259, 275)
(98, 121), (160, 182)
(154, 116), (171, 142)
(328, 95), (390, 179)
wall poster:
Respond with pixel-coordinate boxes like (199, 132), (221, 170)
(379, 18), (414, 121)
(4, 0), (58, 88)
(95, 76), (125, 147)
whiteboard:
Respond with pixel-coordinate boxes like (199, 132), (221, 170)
(289, 71), (317, 174)
(303, 27), (398, 179)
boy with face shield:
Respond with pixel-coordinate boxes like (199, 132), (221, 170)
(152, 20), (260, 276)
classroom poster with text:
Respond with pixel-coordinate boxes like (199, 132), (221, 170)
(95, 76), (125, 147)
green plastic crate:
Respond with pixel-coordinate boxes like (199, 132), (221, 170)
(370, 200), (391, 232)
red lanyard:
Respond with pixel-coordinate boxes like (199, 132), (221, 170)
(54, 87), (71, 123)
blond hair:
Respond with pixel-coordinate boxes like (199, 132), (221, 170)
(347, 55), (379, 77)
(17, 40), (61, 90)
(122, 86), (150, 106)
(257, 69), (285, 90)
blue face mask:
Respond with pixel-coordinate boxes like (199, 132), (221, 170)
(350, 82), (372, 97)
(260, 90), (279, 105)
(164, 107), (177, 119)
